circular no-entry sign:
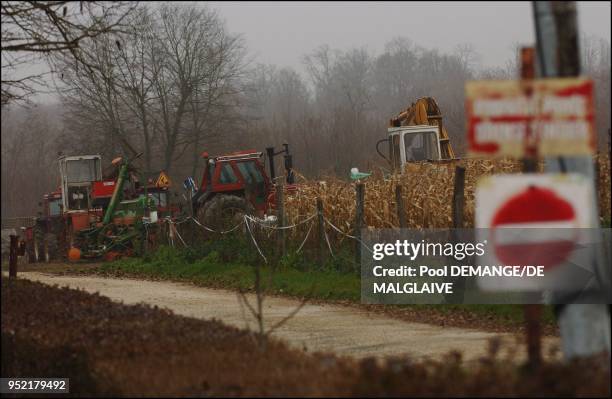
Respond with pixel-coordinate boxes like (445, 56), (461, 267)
(491, 185), (578, 269)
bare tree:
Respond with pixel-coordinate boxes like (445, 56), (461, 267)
(1, 1), (137, 104)
(144, 4), (243, 176)
(1, 105), (61, 217)
(58, 31), (133, 159)
(305, 46), (377, 173)
(185, 13), (245, 178)
(112, 6), (157, 173)
(242, 65), (312, 170)
(56, 3), (246, 184)
(371, 37), (419, 114)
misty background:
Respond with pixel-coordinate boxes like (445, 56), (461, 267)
(2, 1), (610, 218)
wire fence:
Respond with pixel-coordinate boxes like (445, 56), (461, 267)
(159, 207), (373, 267)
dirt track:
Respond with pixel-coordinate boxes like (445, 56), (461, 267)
(20, 271), (560, 361)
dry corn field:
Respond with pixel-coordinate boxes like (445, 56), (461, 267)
(284, 155), (611, 242)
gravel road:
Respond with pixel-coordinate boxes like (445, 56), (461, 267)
(19, 271), (560, 361)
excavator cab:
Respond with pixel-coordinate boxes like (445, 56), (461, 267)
(387, 125), (442, 168)
(377, 97), (455, 172)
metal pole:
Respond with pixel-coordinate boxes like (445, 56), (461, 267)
(532, 0), (611, 360)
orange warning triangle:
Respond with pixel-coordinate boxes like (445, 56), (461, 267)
(156, 172), (170, 188)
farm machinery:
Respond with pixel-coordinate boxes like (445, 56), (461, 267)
(376, 97), (456, 171)
(68, 153), (158, 261)
(26, 153), (173, 262)
(136, 171), (177, 218)
(25, 155), (105, 262)
(22, 143), (295, 260)
(189, 146), (296, 231)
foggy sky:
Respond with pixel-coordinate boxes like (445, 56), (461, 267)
(209, 1), (611, 71)
(17, 1), (612, 103)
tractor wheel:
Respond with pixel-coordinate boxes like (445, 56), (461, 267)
(43, 233), (58, 263)
(197, 195), (253, 234)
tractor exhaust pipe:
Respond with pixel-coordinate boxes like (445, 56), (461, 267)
(267, 145), (295, 185)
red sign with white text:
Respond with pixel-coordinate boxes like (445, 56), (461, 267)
(466, 78), (595, 157)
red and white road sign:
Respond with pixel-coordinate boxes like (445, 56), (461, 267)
(475, 174), (594, 291)
(466, 78), (595, 158)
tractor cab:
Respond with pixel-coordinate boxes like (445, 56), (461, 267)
(189, 146), (298, 232)
(58, 155), (104, 232)
(188, 150), (274, 232)
(59, 155), (103, 212)
(196, 150), (272, 213)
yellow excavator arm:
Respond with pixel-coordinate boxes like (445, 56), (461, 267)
(389, 97), (455, 159)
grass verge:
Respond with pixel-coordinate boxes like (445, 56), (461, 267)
(96, 236), (557, 332)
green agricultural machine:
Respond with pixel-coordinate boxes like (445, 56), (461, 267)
(70, 153), (159, 261)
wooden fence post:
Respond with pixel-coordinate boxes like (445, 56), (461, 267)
(521, 111), (542, 368)
(444, 165), (467, 305)
(355, 183), (365, 269)
(317, 198), (325, 268)
(395, 184), (407, 228)
(276, 183), (286, 258)
(520, 45), (542, 368)
(9, 234), (18, 278)
(452, 166), (466, 228)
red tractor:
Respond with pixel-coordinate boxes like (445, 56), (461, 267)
(25, 155), (105, 262)
(191, 150), (272, 230)
(190, 147), (295, 231)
